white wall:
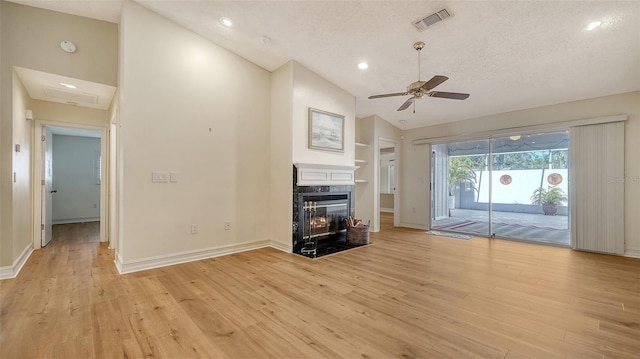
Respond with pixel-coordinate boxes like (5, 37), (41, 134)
(270, 62), (293, 250)
(268, 61), (356, 252)
(108, 91), (119, 251)
(0, 1), (117, 268)
(355, 116), (375, 225)
(51, 135), (101, 223)
(480, 169), (569, 204)
(354, 115), (401, 231)
(401, 91), (640, 256)
(9, 71), (32, 263)
(291, 61), (355, 166)
(118, 2), (271, 267)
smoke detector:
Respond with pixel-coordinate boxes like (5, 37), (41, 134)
(413, 8), (452, 32)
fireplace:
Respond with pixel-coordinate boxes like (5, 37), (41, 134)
(298, 192), (350, 256)
(293, 164), (356, 258)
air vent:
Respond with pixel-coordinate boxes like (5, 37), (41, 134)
(44, 87), (99, 104)
(413, 8), (452, 32)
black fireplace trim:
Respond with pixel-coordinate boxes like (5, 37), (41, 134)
(292, 165), (355, 256)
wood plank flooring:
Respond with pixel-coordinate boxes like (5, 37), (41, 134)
(380, 211), (394, 231)
(1, 221), (639, 358)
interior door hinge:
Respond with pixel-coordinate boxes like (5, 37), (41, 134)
(41, 224), (44, 230)
(41, 135), (46, 142)
(41, 179), (45, 185)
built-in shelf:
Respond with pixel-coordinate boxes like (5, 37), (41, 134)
(355, 142), (369, 147)
(355, 159), (368, 164)
(355, 179), (368, 183)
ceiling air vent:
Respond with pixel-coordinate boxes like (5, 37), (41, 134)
(413, 8), (452, 32)
(44, 87), (99, 104)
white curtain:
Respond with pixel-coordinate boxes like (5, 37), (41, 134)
(570, 121), (625, 254)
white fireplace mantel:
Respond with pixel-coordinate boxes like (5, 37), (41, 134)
(295, 163), (356, 186)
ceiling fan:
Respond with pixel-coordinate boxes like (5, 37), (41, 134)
(368, 41), (469, 112)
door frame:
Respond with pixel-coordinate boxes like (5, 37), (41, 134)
(375, 137), (400, 231)
(32, 120), (109, 249)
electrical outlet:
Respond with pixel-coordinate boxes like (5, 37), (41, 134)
(190, 224), (199, 234)
(224, 222), (231, 230)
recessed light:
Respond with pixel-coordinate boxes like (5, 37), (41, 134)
(358, 62), (369, 70)
(586, 21), (602, 31)
(219, 17), (234, 28)
(59, 82), (77, 89)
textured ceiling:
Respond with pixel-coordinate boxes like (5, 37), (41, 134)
(9, 0), (640, 130)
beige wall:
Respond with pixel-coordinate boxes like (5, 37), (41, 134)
(0, 1), (117, 268)
(117, 2), (271, 266)
(1, 2), (117, 86)
(380, 194), (394, 210)
(400, 91), (640, 256)
(30, 100), (111, 126)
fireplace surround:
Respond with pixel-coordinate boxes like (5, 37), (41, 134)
(292, 164), (356, 258)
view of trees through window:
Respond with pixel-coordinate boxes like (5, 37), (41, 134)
(450, 149), (569, 171)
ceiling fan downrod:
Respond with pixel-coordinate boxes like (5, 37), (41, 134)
(414, 41), (425, 81)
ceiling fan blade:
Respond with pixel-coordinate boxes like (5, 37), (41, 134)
(397, 97), (415, 111)
(368, 92), (408, 99)
(428, 91), (470, 100)
(420, 75), (449, 91)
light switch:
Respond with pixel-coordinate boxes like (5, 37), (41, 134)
(152, 171), (169, 183)
(170, 172), (177, 182)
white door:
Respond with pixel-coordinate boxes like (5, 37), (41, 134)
(41, 127), (54, 247)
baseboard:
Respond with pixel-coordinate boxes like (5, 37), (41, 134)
(624, 248), (640, 258)
(380, 208), (395, 213)
(0, 245), (34, 280)
(399, 222), (430, 231)
(114, 252), (124, 274)
(269, 240), (292, 253)
(115, 239), (274, 274)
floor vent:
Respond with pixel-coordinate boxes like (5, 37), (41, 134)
(413, 8), (452, 32)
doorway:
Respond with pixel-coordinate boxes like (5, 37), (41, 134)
(33, 122), (109, 249)
(378, 138), (399, 231)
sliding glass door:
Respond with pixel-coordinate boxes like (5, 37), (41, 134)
(431, 131), (570, 246)
(490, 132), (570, 245)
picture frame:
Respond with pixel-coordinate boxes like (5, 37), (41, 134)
(308, 108), (345, 152)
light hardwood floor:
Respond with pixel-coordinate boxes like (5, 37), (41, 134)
(1, 222), (639, 358)
(380, 212), (394, 231)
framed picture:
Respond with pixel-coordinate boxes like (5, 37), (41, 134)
(308, 108), (345, 152)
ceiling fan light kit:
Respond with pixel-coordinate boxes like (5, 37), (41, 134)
(368, 41), (470, 112)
